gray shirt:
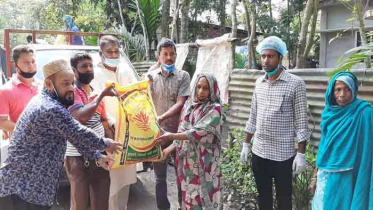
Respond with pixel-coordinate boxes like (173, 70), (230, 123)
(147, 67), (191, 132)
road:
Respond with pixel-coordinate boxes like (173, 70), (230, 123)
(51, 164), (179, 210)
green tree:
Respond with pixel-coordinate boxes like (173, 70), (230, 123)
(161, 0), (171, 37)
(180, 0), (191, 43)
(340, 0), (372, 68)
(244, 0), (257, 69)
(243, 0), (309, 68)
(296, 0), (319, 68)
(0, 0), (45, 47)
(129, 0), (161, 59)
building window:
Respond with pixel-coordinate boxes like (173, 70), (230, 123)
(356, 31), (373, 47)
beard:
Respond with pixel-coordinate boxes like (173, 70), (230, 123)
(53, 91), (74, 107)
(60, 95), (74, 107)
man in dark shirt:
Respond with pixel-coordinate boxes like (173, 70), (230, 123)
(0, 59), (121, 210)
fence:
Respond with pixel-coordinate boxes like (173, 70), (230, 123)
(226, 68), (373, 145)
(132, 61), (156, 77)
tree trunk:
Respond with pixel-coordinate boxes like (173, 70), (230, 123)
(231, 0), (238, 69)
(303, 0), (319, 61)
(135, 0), (150, 61)
(244, 1), (257, 69)
(298, 10), (302, 31)
(231, 0), (238, 38)
(296, 0), (314, 68)
(117, 0), (126, 27)
(244, 2), (251, 38)
(219, 0), (227, 35)
(287, 0), (291, 68)
(161, 0), (171, 38)
(193, 8), (198, 40)
(180, 0), (191, 43)
(269, 0), (273, 20)
(171, 0), (180, 42)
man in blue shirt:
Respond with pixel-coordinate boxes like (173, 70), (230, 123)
(63, 15), (83, 45)
(0, 59), (122, 210)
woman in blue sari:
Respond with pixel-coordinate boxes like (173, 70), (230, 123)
(310, 71), (373, 209)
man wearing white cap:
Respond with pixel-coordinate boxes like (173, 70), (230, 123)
(240, 36), (309, 210)
(0, 59), (122, 210)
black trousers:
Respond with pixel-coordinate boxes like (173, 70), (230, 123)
(153, 142), (182, 210)
(0, 194), (51, 210)
(252, 153), (295, 210)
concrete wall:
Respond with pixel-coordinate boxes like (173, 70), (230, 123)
(319, 31), (357, 68)
(324, 5), (373, 30)
(319, 3), (373, 68)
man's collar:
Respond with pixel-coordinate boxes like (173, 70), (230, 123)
(12, 74), (41, 87)
(12, 75), (22, 86)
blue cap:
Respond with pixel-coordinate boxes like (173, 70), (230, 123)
(63, 15), (74, 28)
(256, 36), (288, 56)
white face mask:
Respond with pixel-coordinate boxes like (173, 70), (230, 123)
(103, 55), (121, 68)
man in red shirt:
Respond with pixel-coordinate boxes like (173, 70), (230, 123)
(0, 45), (41, 137)
(65, 53), (117, 210)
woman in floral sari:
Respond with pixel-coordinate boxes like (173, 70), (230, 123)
(156, 73), (222, 210)
(309, 71), (373, 209)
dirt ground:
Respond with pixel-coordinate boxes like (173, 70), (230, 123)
(51, 164), (179, 210)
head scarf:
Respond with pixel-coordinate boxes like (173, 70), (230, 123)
(190, 73), (221, 105)
(63, 15), (74, 29)
(256, 36), (288, 56)
(317, 71), (371, 171)
(335, 75), (357, 101)
(178, 73), (222, 140)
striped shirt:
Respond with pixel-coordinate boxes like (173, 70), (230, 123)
(66, 82), (107, 157)
(245, 69), (309, 161)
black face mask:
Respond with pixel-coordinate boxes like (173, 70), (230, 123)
(78, 72), (94, 84)
(17, 68), (36, 79)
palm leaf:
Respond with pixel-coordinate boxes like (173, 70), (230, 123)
(330, 42), (373, 76)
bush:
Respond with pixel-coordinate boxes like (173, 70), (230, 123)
(222, 129), (258, 209)
(222, 128), (317, 210)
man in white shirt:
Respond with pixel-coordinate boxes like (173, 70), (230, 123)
(91, 35), (138, 210)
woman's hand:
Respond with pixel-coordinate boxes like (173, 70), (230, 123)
(308, 178), (317, 196)
(157, 145), (176, 162)
(155, 132), (173, 146)
(309, 168), (318, 196)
